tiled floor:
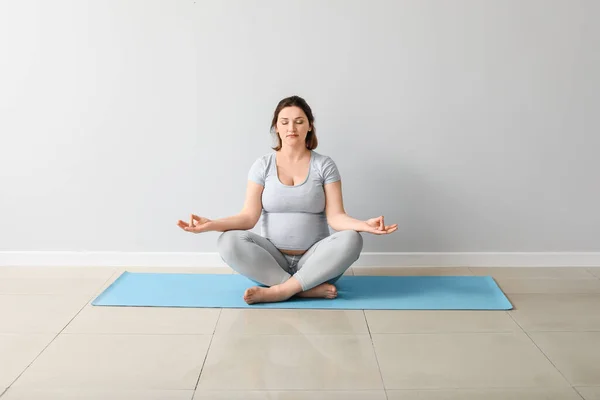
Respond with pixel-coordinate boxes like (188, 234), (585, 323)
(1, 266), (600, 399)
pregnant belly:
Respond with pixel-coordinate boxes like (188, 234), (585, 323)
(262, 212), (329, 253)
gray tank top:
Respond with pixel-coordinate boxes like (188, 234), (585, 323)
(248, 150), (341, 251)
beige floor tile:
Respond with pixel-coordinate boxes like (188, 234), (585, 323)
(12, 334), (211, 390)
(0, 267), (116, 280)
(576, 387), (600, 400)
(197, 334), (383, 390)
(509, 294), (600, 331)
(529, 332), (600, 386)
(64, 304), (220, 335)
(0, 334), (55, 388)
(495, 278), (600, 294)
(193, 391), (386, 400)
(0, 295), (90, 334)
(215, 309), (368, 335)
(372, 332), (569, 389)
(386, 388), (583, 399)
(0, 277), (109, 295)
(588, 268), (600, 279)
(365, 310), (519, 334)
(353, 267), (472, 276)
(470, 267), (596, 279)
(1, 389), (194, 400)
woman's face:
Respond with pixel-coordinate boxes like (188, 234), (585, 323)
(276, 106), (311, 148)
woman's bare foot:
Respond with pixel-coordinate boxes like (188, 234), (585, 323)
(297, 283), (338, 299)
(243, 286), (292, 305)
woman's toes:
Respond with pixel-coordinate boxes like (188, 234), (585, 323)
(323, 284), (337, 299)
(244, 287), (258, 304)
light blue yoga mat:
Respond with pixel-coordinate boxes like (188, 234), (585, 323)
(92, 272), (512, 310)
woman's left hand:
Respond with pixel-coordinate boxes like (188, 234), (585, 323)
(362, 216), (398, 235)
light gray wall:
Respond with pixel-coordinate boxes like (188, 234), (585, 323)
(1, 0), (599, 255)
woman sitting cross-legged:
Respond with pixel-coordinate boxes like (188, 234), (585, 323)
(177, 95), (397, 304)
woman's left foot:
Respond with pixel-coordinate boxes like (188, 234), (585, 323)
(243, 286), (291, 305)
(297, 283), (338, 299)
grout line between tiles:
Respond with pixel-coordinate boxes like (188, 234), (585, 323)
(184, 386), (589, 397)
(193, 307), (222, 392)
(588, 268), (600, 280)
(363, 310), (388, 400)
(57, 332), (224, 336)
(506, 310), (575, 389)
(506, 329), (600, 333)
(198, 386), (586, 391)
(4, 268), (121, 389)
(383, 388), (587, 399)
(572, 386), (587, 400)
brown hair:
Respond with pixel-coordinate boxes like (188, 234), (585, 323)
(270, 95), (318, 150)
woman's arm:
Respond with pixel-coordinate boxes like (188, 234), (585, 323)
(324, 181), (368, 231)
(324, 181), (397, 235)
(207, 180), (264, 232)
(205, 213), (255, 232)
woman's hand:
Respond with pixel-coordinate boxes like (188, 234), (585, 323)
(362, 215), (398, 235)
(177, 214), (213, 233)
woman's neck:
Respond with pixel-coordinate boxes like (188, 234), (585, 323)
(278, 146), (310, 162)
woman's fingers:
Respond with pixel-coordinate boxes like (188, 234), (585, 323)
(369, 223), (398, 235)
(364, 216), (396, 234)
(178, 215), (209, 233)
(192, 214), (206, 222)
(183, 224), (196, 232)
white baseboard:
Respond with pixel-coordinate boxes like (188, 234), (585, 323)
(1, 251), (600, 267)
(356, 252), (600, 267)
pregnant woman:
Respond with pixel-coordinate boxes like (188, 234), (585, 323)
(178, 95), (397, 304)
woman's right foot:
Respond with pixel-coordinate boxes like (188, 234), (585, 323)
(243, 286), (291, 304)
(297, 283), (338, 299)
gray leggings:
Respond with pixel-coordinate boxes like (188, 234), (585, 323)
(217, 230), (363, 291)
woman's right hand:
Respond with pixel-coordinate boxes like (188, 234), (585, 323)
(177, 214), (213, 233)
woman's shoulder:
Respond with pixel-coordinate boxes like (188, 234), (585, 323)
(310, 151), (340, 183)
(248, 152), (276, 184)
(249, 151), (275, 171)
(310, 150), (336, 166)
(253, 151), (275, 163)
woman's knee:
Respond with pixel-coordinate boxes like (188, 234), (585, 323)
(338, 230), (363, 257)
(217, 230), (248, 257)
